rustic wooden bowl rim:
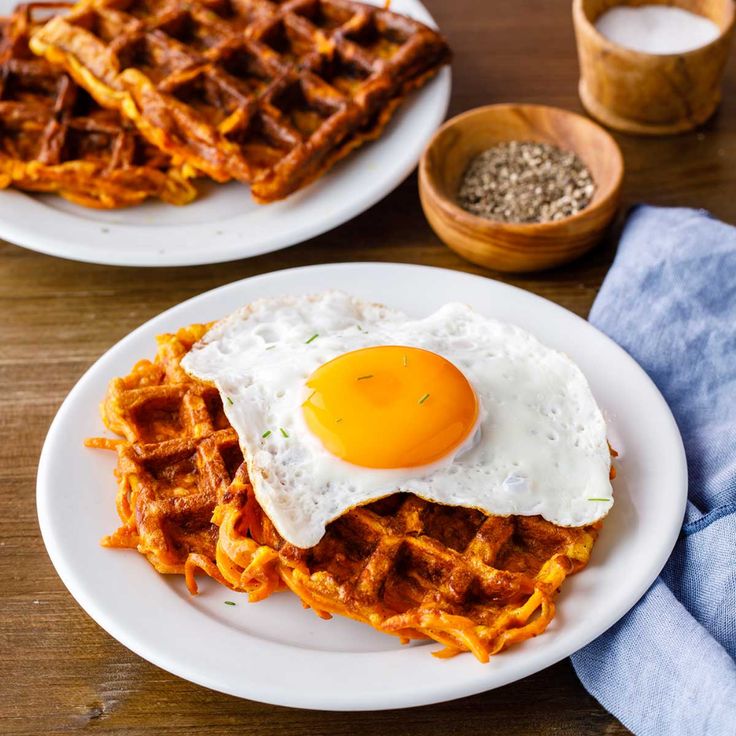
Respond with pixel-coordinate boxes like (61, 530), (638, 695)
(573, 0), (736, 61)
(420, 103), (624, 235)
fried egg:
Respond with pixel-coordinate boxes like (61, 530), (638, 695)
(181, 292), (613, 548)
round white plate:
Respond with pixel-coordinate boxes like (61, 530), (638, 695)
(37, 263), (688, 710)
(0, 0), (450, 267)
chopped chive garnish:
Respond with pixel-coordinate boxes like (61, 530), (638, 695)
(336, 417), (344, 423)
(265, 345), (276, 351)
(226, 396), (234, 405)
(356, 325), (364, 332)
(280, 427), (289, 438)
(224, 601), (236, 606)
(402, 354), (408, 368)
(418, 392), (430, 405)
(357, 374), (374, 381)
(305, 333), (319, 344)
(587, 497), (609, 502)
(262, 430), (272, 438)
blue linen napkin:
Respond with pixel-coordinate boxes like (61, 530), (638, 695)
(570, 206), (736, 735)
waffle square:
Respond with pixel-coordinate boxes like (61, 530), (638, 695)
(0, 3), (197, 207)
(30, 0), (451, 202)
(86, 325), (243, 574)
(212, 478), (599, 661)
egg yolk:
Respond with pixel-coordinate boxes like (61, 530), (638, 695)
(302, 346), (478, 469)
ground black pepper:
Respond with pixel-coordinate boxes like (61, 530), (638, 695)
(456, 141), (596, 224)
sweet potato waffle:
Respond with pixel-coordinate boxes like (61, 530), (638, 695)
(89, 323), (601, 662)
(205, 472), (599, 662)
(30, 0), (450, 202)
(86, 324), (243, 573)
(0, 3), (196, 207)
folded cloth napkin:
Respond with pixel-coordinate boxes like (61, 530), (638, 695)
(571, 206), (736, 736)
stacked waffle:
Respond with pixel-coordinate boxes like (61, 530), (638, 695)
(0, 3), (196, 206)
(0, 0), (450, 207)
(89, 324), (602, 663)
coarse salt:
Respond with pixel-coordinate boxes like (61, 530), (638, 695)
(595, 5), (720, 55)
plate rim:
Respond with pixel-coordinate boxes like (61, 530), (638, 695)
(36, 262), (688, 710)
(0, 0), (450, 268)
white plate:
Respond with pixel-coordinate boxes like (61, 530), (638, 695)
(37, 263), (688, 710)
(0, 0), (450, 267)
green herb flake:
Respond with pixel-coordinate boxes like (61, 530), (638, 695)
(262, 430), (272, 439)
(587, 497), (610, 502)
(280, 427), (289, 438)
(224, 601), (236, 606)
(336, 418), (344, 424)
(418, 393), (430, 405)
(305, 333), (319, 344)
(265, 345), (276, 351)
(226, 396), (234, 405)
(357, 374), (374, 381)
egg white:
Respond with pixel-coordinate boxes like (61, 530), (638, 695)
(181, 291), (613, 548)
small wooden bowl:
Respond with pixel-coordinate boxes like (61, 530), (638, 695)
(419, 104), (624, 273)
(574, 0), (736, 135)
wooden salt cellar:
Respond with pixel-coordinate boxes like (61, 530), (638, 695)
(574, 0), (736, 135)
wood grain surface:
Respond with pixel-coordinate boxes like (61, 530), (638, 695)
(2, 1), (735, 734)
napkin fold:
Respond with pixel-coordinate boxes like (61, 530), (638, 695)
(571, 206), (736, 735)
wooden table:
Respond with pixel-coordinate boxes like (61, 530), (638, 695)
(3, 1), (735, 733)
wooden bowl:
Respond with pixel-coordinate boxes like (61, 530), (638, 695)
(574, 0), (736, 135)
(419, 104), (624, 273)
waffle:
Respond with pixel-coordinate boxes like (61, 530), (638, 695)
(207, 478), (599, 661)
(30, 0), (451, 202)
(86, 324), (243, 575)
(0, 2), (196, 207)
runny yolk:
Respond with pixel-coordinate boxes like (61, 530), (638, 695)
(302, 346), (478, 469)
